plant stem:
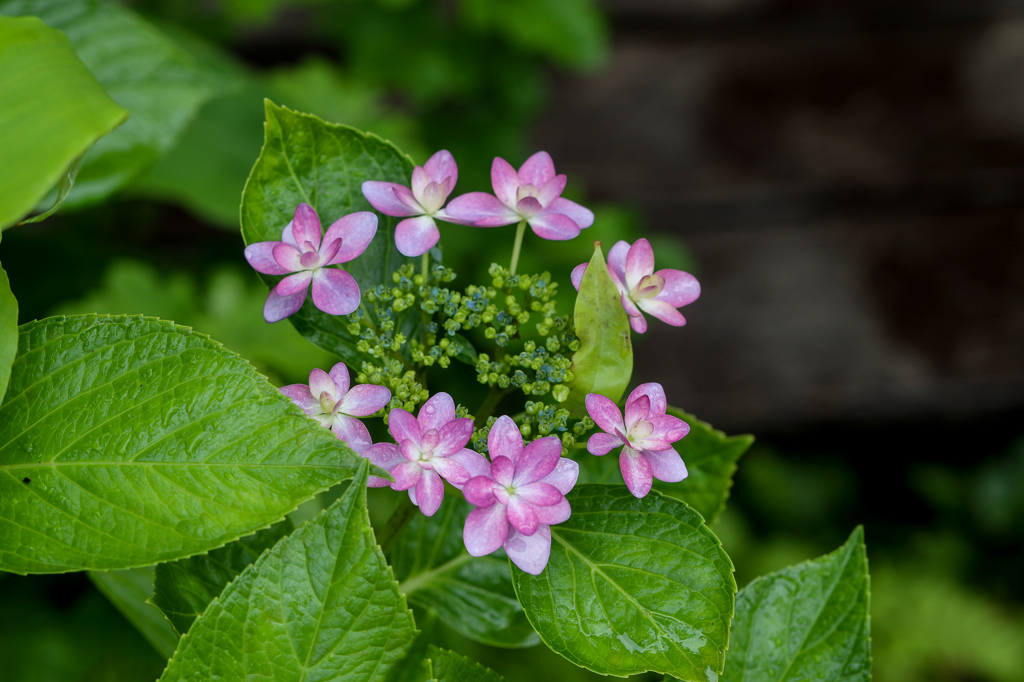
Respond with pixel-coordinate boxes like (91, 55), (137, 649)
(378, 495), (419, 553)
(421, 252), (429, 279)
(509, 219), (527, 275)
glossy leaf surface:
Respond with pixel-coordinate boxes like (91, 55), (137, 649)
(0, 315), (363, 573)
(89, 566), (179, 659)
(0, 252), (15, 402)
(158, 465), (418, 681)
(721, 527), (871, 682)
(513, 485), (735, 680)
(430, 645), (505, 682)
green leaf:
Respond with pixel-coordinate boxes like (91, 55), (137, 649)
(659, 408), (753, 525)
(158, 463), (418, 681)
(0, 251), (16, 402)
(151, 520), (293, 635)
(0, 0), (221, 207)
(240, 100), (418, 363)
(564, 243), (633, 416)
(0, 15), (126, 229)
(88, 567), (180, 659)
(721, 527), (871, 682)
(0, 314), (365, 574)
(512, 485), (736, 680)
(391, 496), (539, 648)
(385, 615), (436, 682)
(429, 645), (505, 682)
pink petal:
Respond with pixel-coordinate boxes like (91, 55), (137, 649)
(311, 268), (361, 316)
(279, 384), (317, 414)
(638, 299), (686, 326)
(487, 416), (524, 464)
(650, 414), (689, 442)
(362, 181), (421, 216)
(291, 203), (322, 251)
(263, 288), (306, 323)
(339, 384), (391, 417)
(444, 192), (519, 227)
(585, 393), (626, 436)
(515, 196), (543, 217)
(464, 475), (498, 507)
(537, 174), (567, 207)
(272, 242), (304, 272)
(570, 263), (587, 291)
(364, 442), (405, 473)
(542, 458), (579, 495)
(513, 436), (562, 486)
(448, 449), (491, 487)
(516, 482), (562, 507)
(627, 383), (668, 416)
(656, 269), (700, 308)
(418, 392), (456, 432)
(308, 368), (336, 401)
(245, 242), (291, 275)
(606, 240), (631, 284)
(534, 497), (571, 526)
(620, 292), (642, 320)
(431, 456), (470, 486)
(388, 408), (421, 444)
(588, 432), (623, 456)
(504, 524), (551, 575)
(324, 212), (378, 264)
(281, 220), (298, 247)
(507, 496), (539, 536)
(629, 312), (648, 334)
(435, 417), (474, 457)
(620, 449), (654, 498)
(464, 503), (510, 557)
(328, 362), (351, 398)
(545, 197), (594, 229)
(413, 470), (445, 516)
(517, 151), (556, 187)
(490, 456), (516, 487)
(529, 212), (580, 240)
(423, 149), (457, 186)
(394, 215), (440, 257)
(391, 461), (423, 491)
(625, 239), (655, 291)
(645, 447), (689, 484)
(331, 415), (373, 454)
(491, 157), (520, 207)
(624, 394), (652, 431)
(410, 166), (430, 201)
(276, 270), (313, 296)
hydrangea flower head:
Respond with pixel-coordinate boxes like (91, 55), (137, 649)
(363, 392), (489, 516)
(572, 238), (700, 333)
(445, 151), (594, 241)
(585, 383), (690, 498)
(361, 150), (469, 257)
(244, 203), (377, 322)
(462, 415), (580, 574)
(280, 362), (391, 453)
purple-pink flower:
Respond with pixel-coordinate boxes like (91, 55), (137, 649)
(244, 203), (377, 323)
(361, 150), (471, 257)
(585, 383), (690, 498)
(462, 416), (579, 575)
(363, 392), (489, 516)
(445, 152), (594, 241)
(280, 362), (391, 454)
(571, 238), (700, 334)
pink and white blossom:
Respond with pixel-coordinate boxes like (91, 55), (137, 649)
(585, 383), (690, 498)
(361, 150), (470, 257)
(462, 416), (579, 575)
(571, 238), (700, 334)
(280, 362), (391, 454)
(362, 392), (489, 516)
(445, 152), (594, 241)
(244, 203), (377, 322)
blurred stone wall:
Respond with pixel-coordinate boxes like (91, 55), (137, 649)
(535, 0), (1024, 431)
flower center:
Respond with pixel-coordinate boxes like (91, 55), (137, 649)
(628, 419), (654, 447)
(494, 485), (515, 505)
(516, 184), (539, 203)
(633, 274), (665, 300)
(299, 241), (320, 269)
(319, 391), (337, 415)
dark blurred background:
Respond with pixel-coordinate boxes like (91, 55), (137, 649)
(2, 1), (1023, 680)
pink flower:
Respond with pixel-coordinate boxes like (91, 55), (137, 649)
(362, 392), (489, 516)
(462, 416), (579, 575)
(361, 150), (470, 257)
(280, 362), (392, 454)
(571, 238), (700, 334)
(585, 383), (690, 498)
(445, 151), (594, 241)
(244, 203), (377, 322)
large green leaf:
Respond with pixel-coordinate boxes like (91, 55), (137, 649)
(89, 566), (180, 659)
(391, 496), (539, 648)
(0, 314), (364, 574)
(430, 646), (505, 682)
(151, 520), (292, 634)
(720, 527), (871, 682)
(0, 251), (16, 401)
(158, 464), (418, 681)
(0, 0), (220, 206)
(564, 243), (633, 416)
(512, 485), (736, 680)
(0, 15), (125, 229)
(240, 100), (418, 363)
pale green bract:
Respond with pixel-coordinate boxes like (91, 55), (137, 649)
(720, 527), (871, 682)
(158, 464), (418, 681)
(512, 485), (736, 681)
(0, 314), (365, 574)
